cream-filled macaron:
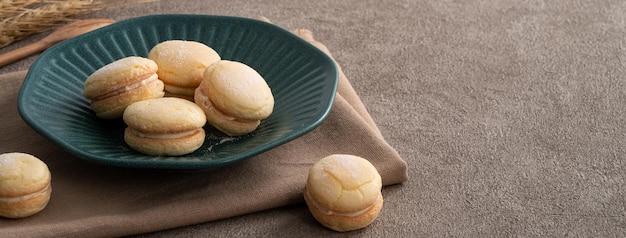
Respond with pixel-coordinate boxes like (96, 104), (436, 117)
(0, 152), (52, 218)
(194, 60), (274, 136)
(304, 154), (383, 232)
(148, 40), (221, 100)
(83, 56), (165, 119)
(123, 97), (207, 156)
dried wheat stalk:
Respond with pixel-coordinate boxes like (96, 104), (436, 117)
(0, 0), (154, 48)
(0, 0), (39, 13)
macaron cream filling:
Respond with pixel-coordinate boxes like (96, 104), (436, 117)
(304, 186), (379, 218)
(91, 74), (160, 101)
(129, 128), (201, 140)
(164, 84), (196, 97)
(0, 183), (50, 204)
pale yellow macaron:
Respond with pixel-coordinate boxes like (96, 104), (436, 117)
(123, 97), (207, 156)
(83, 56), (165, 119)
(0, 152), (52, 218)
(194, 60), (274, 136)
(304, 154), (383, 232)
(148, 40), (221, 100)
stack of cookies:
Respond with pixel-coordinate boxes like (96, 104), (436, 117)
(82, 40), (274, 156)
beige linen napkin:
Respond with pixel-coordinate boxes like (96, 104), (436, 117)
(0, 29), (408, 237)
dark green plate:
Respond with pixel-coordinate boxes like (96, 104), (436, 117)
(18, 14), (338, 169)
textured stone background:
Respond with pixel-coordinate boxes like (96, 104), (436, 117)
(2, 0), (625, 237)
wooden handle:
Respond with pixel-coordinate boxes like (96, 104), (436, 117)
(0, 40), (49, 67)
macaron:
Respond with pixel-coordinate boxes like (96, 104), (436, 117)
(0, 152), (52, 218)
(83, 56), (165, 119)
(123, 97), (207, 156)
(304, 154), (383, 232)
(148, 40), (221, 100)
(194, 60), (274, 136)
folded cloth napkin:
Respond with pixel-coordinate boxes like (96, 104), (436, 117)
(0, 28), (408, 237)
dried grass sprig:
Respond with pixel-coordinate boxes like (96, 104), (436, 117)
(1, 0), (155, 48)
(0, 0), (39, 14)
